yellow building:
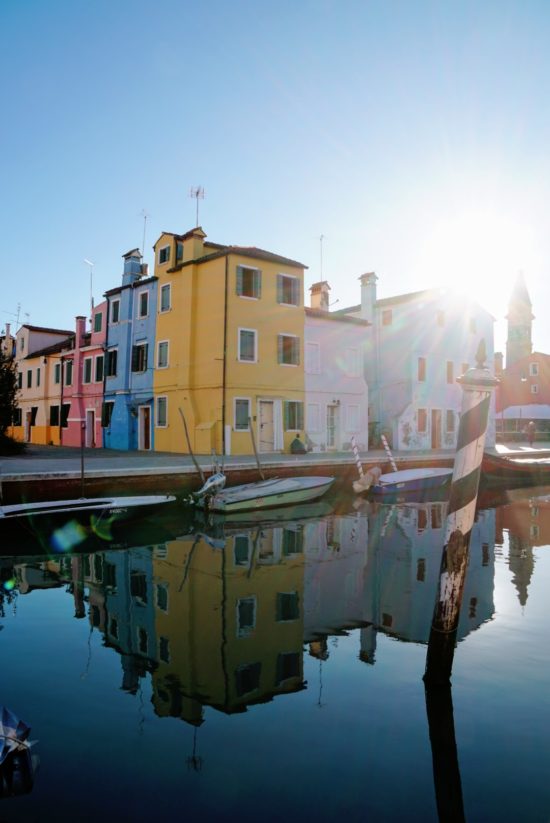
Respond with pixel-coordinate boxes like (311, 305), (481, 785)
(152, 227), (307, 455)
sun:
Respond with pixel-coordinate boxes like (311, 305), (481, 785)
(416, 209), (539, 319)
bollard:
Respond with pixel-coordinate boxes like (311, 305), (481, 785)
(424, 341), (497, 685)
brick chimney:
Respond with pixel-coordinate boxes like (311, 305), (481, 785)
(359, 272), (377, 324)
(310, 281), (331, 311)
(75, 316), (87, 348)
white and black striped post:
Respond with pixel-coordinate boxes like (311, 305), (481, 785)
(424, 340), (498, 686)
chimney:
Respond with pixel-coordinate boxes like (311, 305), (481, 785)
(310, 281), (331, 311)
(75, 316), (87, 347)
(182, 227), (206, 263)
(359, 272), (378, 324)
(122, 248), (143, 286)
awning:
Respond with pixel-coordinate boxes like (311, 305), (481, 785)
(501, 404), (550, 420)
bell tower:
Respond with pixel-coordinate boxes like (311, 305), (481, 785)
(506, 272), (533, 368)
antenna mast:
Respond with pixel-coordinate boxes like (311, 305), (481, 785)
(189, 186), (205, 227)
(320, 234), (324, 280)
(140, 209), (149, 259)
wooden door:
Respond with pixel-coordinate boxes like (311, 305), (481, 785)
(259, 401), (275, 452)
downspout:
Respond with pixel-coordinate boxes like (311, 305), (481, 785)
(222, 254), (229, 455)
(59, 354), (64, 445)
(102, 296), (110, 448)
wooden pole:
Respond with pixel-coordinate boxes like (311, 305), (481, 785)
(178, 407), (205, 485)
(248, 417), (265, 481)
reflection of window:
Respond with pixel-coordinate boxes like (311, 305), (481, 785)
(237, 596), (256, 637)
(277, 274), (299, 305)
(482, 543), (490, 566)
(156, 583), (169, 612)
(159, 637), (170, 663)
(446, 410), (455, 433)
(417, 408), (427, 433)
(130, 572), (147, 604)
(530, 524), (540, 539)
(345, 347), (360, 377)
(347, 404), (359, 432)
(284, 401), (303, 431)
(235, 662), (261, 696)
(416, 559), (426, 582)
(276, 592), (300, 621)
(237, 265), (261, 298)
(276, 652), (300, 685)
(382, 613), (393, 628)
(109, 618), (119, 640)
(234, 398), (250, 430)
(234, 535), (250, 566)
(138, 627), (148, 655)
(431, 506), (442, 529)
(531, 384), (539, 394)
(417, 508), (427, 531)
(104, 562), (116, 588)
(282, 528), (303, 555)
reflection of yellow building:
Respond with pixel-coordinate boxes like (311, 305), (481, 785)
(151, 527), (305, 725)
(152, 227), (306, 455)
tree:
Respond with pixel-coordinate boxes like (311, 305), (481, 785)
(0, 347), (19, 437)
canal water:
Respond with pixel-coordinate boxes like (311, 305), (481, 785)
(1, 485), (550, 821)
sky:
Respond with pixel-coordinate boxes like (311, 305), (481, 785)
(2, 0), (550, 357)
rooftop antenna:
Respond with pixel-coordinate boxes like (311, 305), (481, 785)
(320, 234), (325, 280)
(189, 186), (205, 227)
(140, 209), (149, 259)
(84, 259), (94, 321)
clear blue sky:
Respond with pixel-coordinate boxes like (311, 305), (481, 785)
(2, 0), (550, 357)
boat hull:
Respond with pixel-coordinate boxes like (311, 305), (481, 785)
(198, 476), (334, 513)
(369, 467), (452, 496)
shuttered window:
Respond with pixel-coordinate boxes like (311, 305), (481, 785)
(106, 349), (118, 377)
(284, 401), (304, 431)
(101, 401), (114, 427)
(236, 265), (261, 298)
(131, 343), (148, 372)
(278, 335), (299, 365)
(277, 274), (300, 306)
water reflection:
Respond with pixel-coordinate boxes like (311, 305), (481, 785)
(2, 487), (550, 819)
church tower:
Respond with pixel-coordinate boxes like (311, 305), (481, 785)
(506, 272), (533, 368)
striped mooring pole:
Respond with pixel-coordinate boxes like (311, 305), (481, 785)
(424, 340), (498, 686)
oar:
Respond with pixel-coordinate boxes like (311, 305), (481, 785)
(380, 434), (398, 472)
(178, 407), (205, 485)
(248, 417), (265, 481)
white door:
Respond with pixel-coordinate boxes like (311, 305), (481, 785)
(259, 401), (275, 452)
(326, 405), (338, 450)
(86, 410), (95, 448)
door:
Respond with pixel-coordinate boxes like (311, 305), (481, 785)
(138, 405), (151, 450)
(86, 410), (95, 448)
(326, 405), (338, 450)
(431, 409), (442, 449)
(258, 401), (275, 452)
(25, 411), (32, 442)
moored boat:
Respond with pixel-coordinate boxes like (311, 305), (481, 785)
(192, 474), (334, 513)
(367, 467), (453, 496)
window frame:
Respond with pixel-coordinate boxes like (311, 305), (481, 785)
(157, 340), (169, 369)
(156, 396), (168, 428)
(238, 328), (258, 363)
(106, 348), (118, 378)
(158, 245), (170, 265)
(278, 334), (300, 366)
(159, 283), (171, 313)
(284, 400), (304, 431)
(131, 342), (148, 373)
(110, 299), (120, 324)
(234, 397), (251, 431)
(94, 354), (104, 383)
(236, 265), (261, 300)
(83, 356), (93, 384)
(276, 273), (300, 306)
(137, 290), (149, 319)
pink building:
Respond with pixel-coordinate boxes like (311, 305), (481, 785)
(61, 303), (107, 448)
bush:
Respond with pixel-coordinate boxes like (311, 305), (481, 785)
(0, 433), (26, 455)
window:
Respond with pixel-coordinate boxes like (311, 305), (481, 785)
(531, 384), (539, 394)
(110, 299), (120, 324)
(95, 355), (104, 383)
(156, 583), (169, 612)
(101, 401), (114, 427)
(345, 347), (360, 377)
(61, 403), (70, 427)
(238, 328), (257, 362)
(236, 265), (261, 298)
(159, 637), (170, 663)
(157, 341), (169, 369)
(83, 357), (92, 384)
(284, 401), (304, 431)
(13, 408), (22, 426)
(36, 367), (40, 387)
(94, 312), (102, 333)
(26, 370), (32, 389)
(130, 571), (147, 604)
(237, 596), (256, 637)
(307, 403), (320, 432)
(234, 536), (251, 566)
(278, 334), (299, 365)
(417, 559), (426, 582)
(156, 396), (167, 427)
(277, 274), (299, 306)
(131, 343), (148, 373)
(305, 341), (320, 374)
(160, 283), (171, 312)
(137, 291), (149, 318)
(17, 372), (22, 389)
(282, 528), (303, 555)
(138, 628), (148, 655)
(50, 405), (60, 426)
(234, 398), (250, 430)
(530, 362), (539, 377)
(176, 241), (183, 261)
(158, 245), (170, 264)
(109, 618), (119, 640)
(382, 309), (392, 326)
(437, 310), (445, 327)
(446, 410), (455, 433)
(417, 357), (426, 382)
(20, 337), (25, 352)
(446, 361), (454, 384)
(65, 360), (73, 386)
(106, 349), (118, 377)
(417, 408), (427, 433)
(347, 404), (359, 431)
(276, 592), (300, 622)
(276, 652), (300, 685)
(54, 363), (61, 384)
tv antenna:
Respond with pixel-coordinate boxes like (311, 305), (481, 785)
(84, 259), (95, 320)
(140, 209), (149, 258)
(189, 186), (205, 227)
(320, 234), (325, 280)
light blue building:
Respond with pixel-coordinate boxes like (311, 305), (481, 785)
(102, 249), (158, 450)
(340, 273), (496, 450)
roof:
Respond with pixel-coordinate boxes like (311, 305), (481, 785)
(24, 337), (74, 359)
(104, 274), (157, 297)
(21, 324), (74, 336)
(122, 247), (142, 259)
(167, 245), (307, 273)
(336, 287), (495, 319)
(305, 307), (369, 326)
(508, 271), (532, 308)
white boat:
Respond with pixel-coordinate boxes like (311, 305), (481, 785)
(368, 467), (452, 496)
(192, 474), (334, 513)
(0, 494), (177, 523)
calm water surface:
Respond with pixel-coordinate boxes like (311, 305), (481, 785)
(1, 486), (550, 822)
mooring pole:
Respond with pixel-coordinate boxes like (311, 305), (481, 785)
(423, 341), (498, 822)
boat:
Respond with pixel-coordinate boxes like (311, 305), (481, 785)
(191, 474), (335, 513)
(0, 493), (177, 523)
(481, 449), (550, 487)
(367, 466), (453, 496)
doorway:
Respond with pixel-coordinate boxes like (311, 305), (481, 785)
(138, 405), (151, 450)
(258, 401), (275, 452)
(86, 409), (96, 448)
(431, 409), (442, 449)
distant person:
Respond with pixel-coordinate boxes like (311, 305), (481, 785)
(527, 420), (536, 446)
(290, 434), (307, 454)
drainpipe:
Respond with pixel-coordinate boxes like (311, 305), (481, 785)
(103, 296), (110, 448)
(59, 355), (64, 445)
(222, 254), (229, 455)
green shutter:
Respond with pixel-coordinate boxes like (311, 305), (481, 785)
(277, 274), (283, 303)
(283, 401), (289, 430)
(293, 337), (300, 365)
(255, 269), (262, 298)
(277, 335), (283, 363)
(297, 402), (304, 430)
(292, 278), (299, 306)
(236, 265), (243, 295)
